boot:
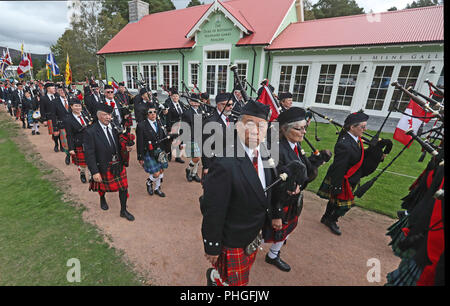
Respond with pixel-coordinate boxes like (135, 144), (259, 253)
(265, 251), (291, 272)
(146, 179), (154, 195)
(100, 195), (109, 210)
(320, 201), (334, 224)
(119, 190), (134, 221)
(186, 168), (193, 182)
(325, 211), (341, 236)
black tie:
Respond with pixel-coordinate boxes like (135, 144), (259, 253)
(106, 126), (117, 154)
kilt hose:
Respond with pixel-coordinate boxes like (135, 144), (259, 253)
(59, 128), (69, 153)
(89, 163), (128, 196)
(71, 146), (87, 167)
(185, 141), (201, 158)
(263, 205), (299, 243)
(213, 247), (257, 286)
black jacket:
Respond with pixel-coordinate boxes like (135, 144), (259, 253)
(84, 93), (103, 118)
(84, 122), (123, 175)
(201, 141), (275, 255)
(134, 100), (152, 124)
(325, 132), (364, 194)
(51, 96), (72, 129)
(181, 106), (202, 142)
(201, 110), (230, 170)
(12, 90), (25, 108)
(136, 119), (166, 161)
(40, 94), (58, 120)
(64, 113), (89, 151)
(164, 98), (185, 130)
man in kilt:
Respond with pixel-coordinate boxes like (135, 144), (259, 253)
(317, 111), (368, 235)
(84, 103), (135, 221)
(201, 101), (275, 286)
(30, 89), (41, 135)
(163, 87), (185, 163)
(51, 84), (72, 164)
(262, 107), (331, 271)
(40, 83), (62, 152)
(64, 98), (90, 183)
(181, 93), (202, 183)
(136, 103), (172, 197)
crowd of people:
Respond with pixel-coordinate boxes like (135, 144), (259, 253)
(0, 77), (444, 286)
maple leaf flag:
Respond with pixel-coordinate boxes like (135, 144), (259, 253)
(393, 99), (434, 147)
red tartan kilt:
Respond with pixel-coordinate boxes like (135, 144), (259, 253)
(89, 164), (128, 193)
(263, 206), (299, 243)
(213, 247), (257, 286)
(71, 146), (86, 166)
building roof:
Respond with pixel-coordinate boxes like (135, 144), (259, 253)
(97, 0), (295, 55)
(267, 5), (444, 51)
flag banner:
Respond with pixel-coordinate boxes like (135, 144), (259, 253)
(17, 52), (32, 78)
(257, 83), (280, 122)
(393, 99), (433, 147)
(46, 52), (60, 76)
(65, 54), (72, 85)
(111, 80), (119, 93)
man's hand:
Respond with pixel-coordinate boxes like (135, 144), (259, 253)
(272, 218), (283, 231)
(139, 160), (144, 167)
(287, 184), (301, 196)
(203, 169), (209, 176)
(126, 146), (133, 152)
(163, 109), (168, 115)
(69, 150), (75, 155)
(205, 254), (219, 266)
(93, 173), (102, 183)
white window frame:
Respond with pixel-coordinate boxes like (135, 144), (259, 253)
(140, 61), (158, 91)
(188, 61), (200, 89)
(159, 60), (180, 91)
(122, 62), (139, 92)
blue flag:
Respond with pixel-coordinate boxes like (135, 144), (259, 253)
(46, 52), (60, 76)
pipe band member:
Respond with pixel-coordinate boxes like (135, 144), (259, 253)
(164, 87), (185, 163)
(84, 103), (135, 221)
(136, 103), (169, 198)
(278, 92), (293, 112)
(263, 107), (329, 272)
(317, 110), (369, 235)
(182, 93), (202, 183)
(64, 98), (90, 183)
(202, 100), (275, 286)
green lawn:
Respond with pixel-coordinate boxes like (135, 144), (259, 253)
(0, 115), (143, 285)
(303, 122), (428, 219)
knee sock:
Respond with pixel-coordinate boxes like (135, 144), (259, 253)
(268, 241), (285, 259)
(156, 173), (163, 189)
(192, 161), (199, 176)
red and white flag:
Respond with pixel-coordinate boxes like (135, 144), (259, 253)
(257, 82), (280, 122)
(111, 80), (119, 94)
(17, 53), (31, 77)
(393, 99), (434, 147)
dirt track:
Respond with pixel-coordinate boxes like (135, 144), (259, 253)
(6, 109), (400, 286)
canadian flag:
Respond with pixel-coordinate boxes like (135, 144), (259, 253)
(257, 81), (280, 122)
(393, 99), (434, 147)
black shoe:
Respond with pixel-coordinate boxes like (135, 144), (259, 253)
(60, 146), (64, 152)
(175, 157), (185, 163)
(325, 220), (341, 235)
(27, 125), (32, 129)
(146, 179), (154, 195)
(32, 130), (35, 135)
(54, 145), (59, 152)
(120, 210), (135, 221)
(65, 155), (71, 165)
(186, 168), (193, 182)
(192, 174), (201, 183)
(154, 188), (166, 197)
(36, 131), (40, 135)
(206, 268), (217, 286)
(80, 172), (87, 184)
(265, 252), (291, 272)
(100, 197), (109, 211)
(22, 125), (26, 129)
(320, 214), (328, 224)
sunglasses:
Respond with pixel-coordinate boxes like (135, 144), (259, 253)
(148, 110), (157, 114)
(105, 90), (114, 93)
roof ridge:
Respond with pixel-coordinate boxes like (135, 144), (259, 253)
(291, 4), (443, 25)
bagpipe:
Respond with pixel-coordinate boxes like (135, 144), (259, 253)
(160, 83), (190, 112)
(111, 76), (135, 104)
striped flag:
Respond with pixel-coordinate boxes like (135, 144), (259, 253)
(46, 52), (60, 76)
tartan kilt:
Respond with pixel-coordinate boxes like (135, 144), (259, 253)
(317, 176), (356, 209)
(89, 163), (128, 193)
(386, 217), (415, 259)
(263, 205), (299, 243)
(143, 152), (168, 174)
(27, 110), (34, 125)
(71, 146), (87, 166)
(47, 120), (54, 135)
(15, 107), (21, 119)
(385, 257), (423, 286)
(59, 128), (69, 152)
(185, 141), (201, 158)
(213, 247), (257, 286)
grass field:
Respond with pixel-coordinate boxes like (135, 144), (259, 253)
(0, 114), (143, 285)
(303, 122), (429, 218)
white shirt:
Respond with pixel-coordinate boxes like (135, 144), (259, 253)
(239, 140), (266, 191)
(217, 109), (229, 127)
(147, 119), (158, 133)
(172, 100), (183, 114)
(105, 99), (122, 123)
(47, 93), (55, 100)
(73, 113), (86, 126)
(60, 96), (68, 109)
(99, 121), (115, 147)
(347, 131), (359, 144)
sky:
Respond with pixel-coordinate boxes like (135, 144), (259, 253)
(0, 0), (431, 55)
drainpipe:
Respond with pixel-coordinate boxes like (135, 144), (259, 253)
(266, 51), (272, 79)
(178, 50), (185, 89)
(251, 46), (257, 95)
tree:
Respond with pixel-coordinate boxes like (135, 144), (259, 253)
(312, 0), (364, 19)
(187, 0), (203, 7)
(149, 0), (175, 13)
(100, 0), (175, 22)
(406, 0), (441, 8)
(303, 0), (316, 21)
(387, 6), (398, 11)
